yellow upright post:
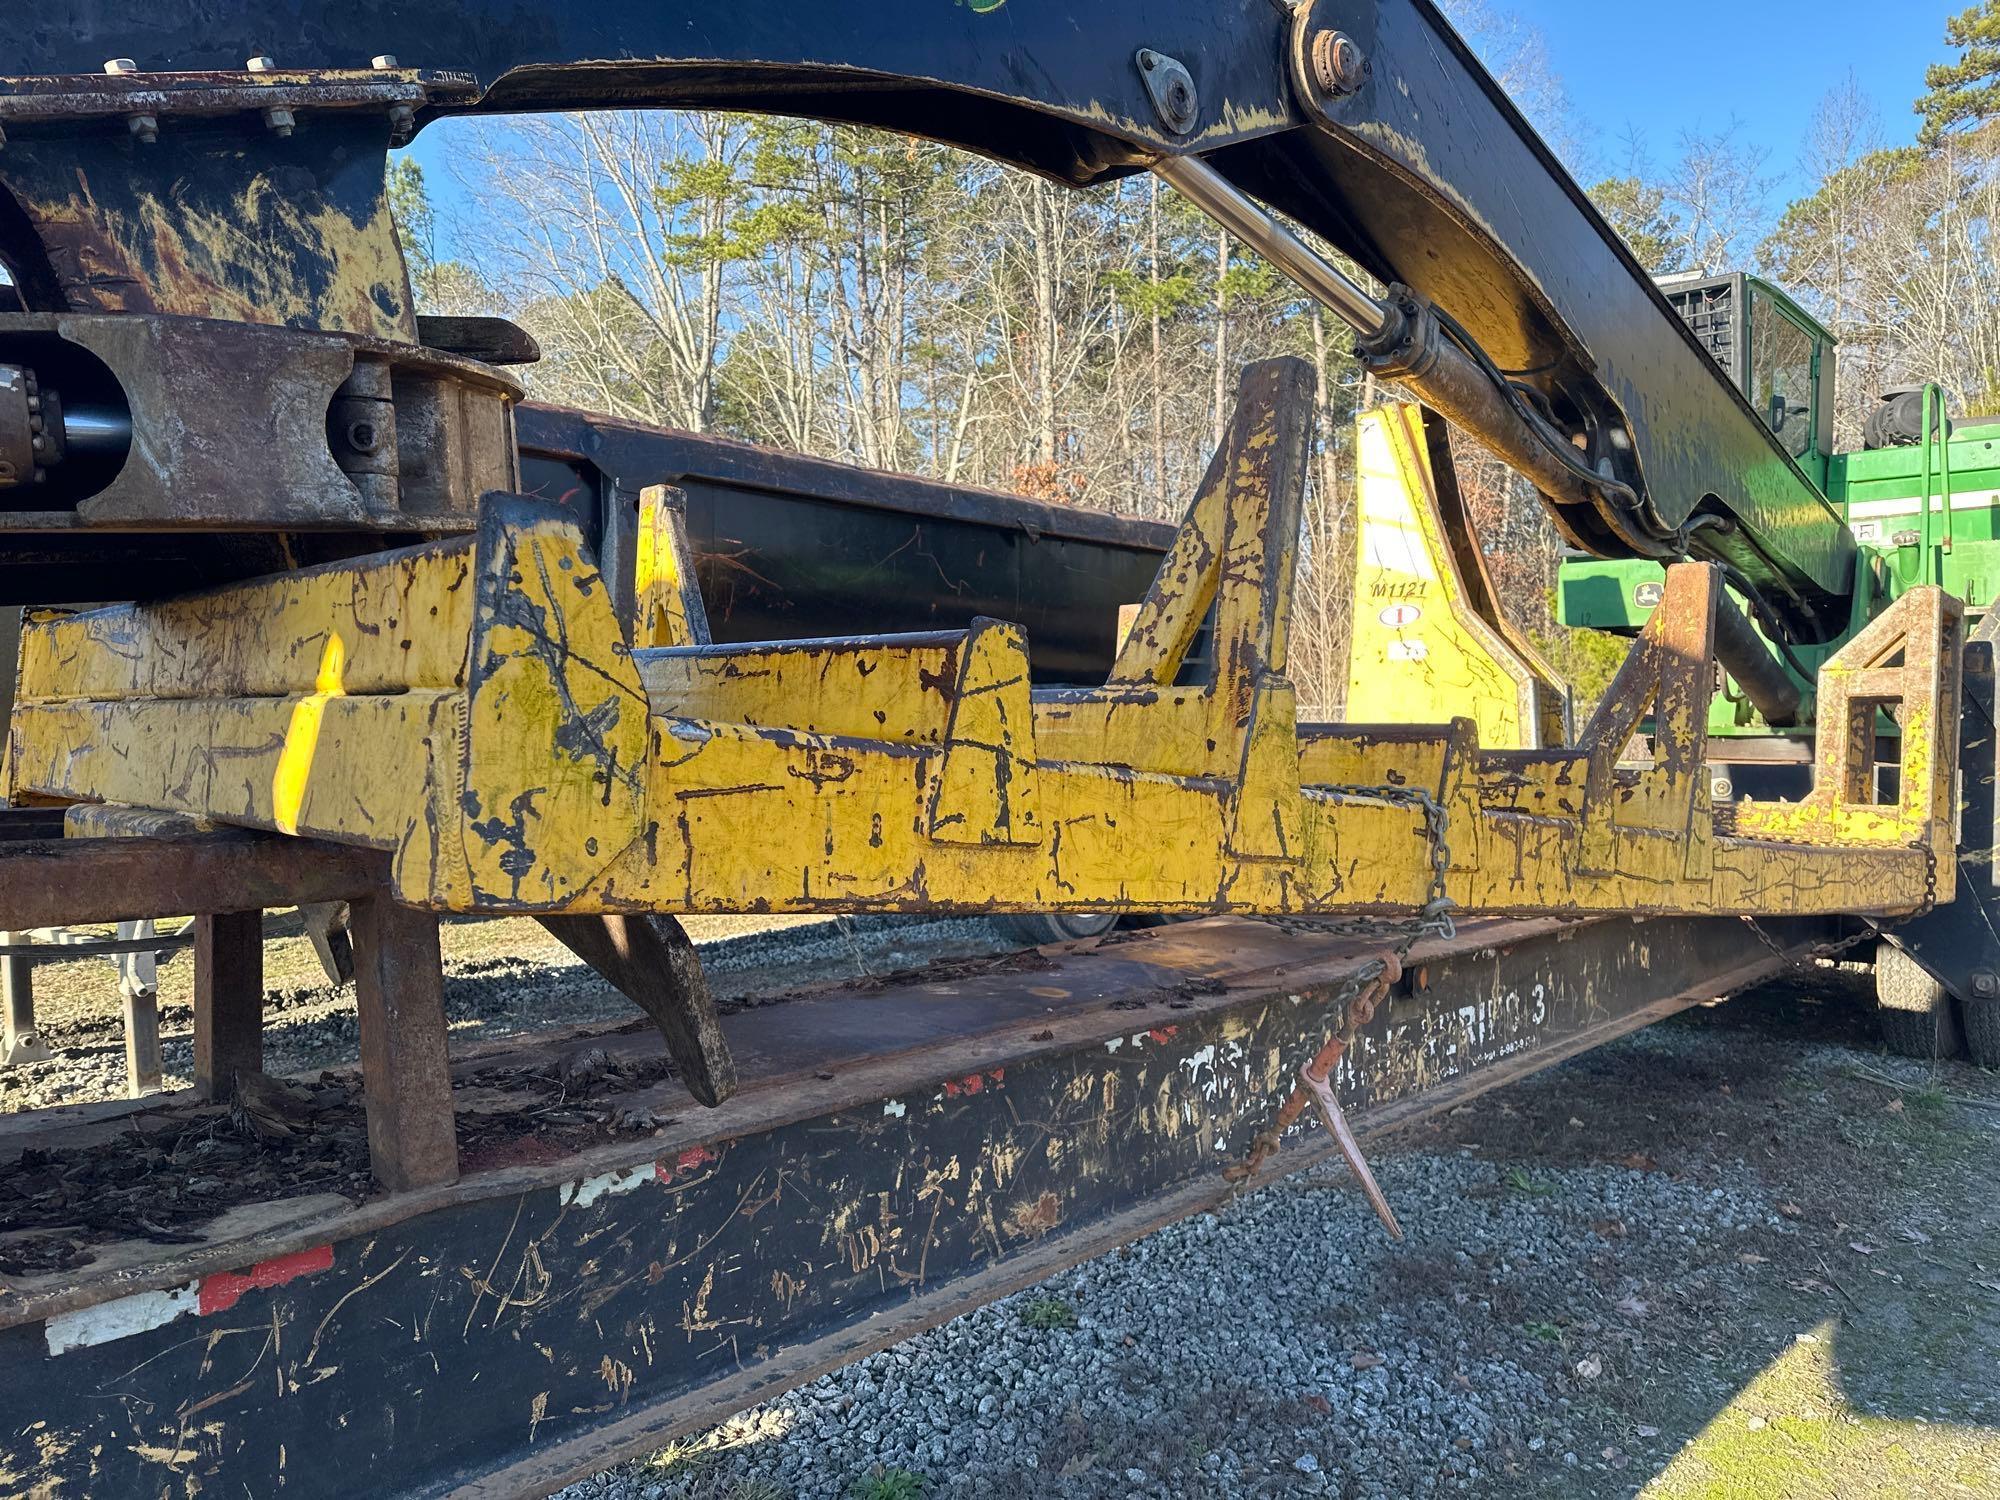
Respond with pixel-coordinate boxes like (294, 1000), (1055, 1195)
(1343, 404), (1566, 749)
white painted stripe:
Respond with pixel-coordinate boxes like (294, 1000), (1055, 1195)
(45, 1283), (199, 1356)
(1846, 489), (2000, 521)
(559, 1165), (653, 1210)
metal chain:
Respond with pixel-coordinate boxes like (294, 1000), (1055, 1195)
(1224, 957), (1394, 1183)
(1227, 783), (1454, 1186)
(1300, 784), (1458, 962)
(1741, 837), (1940, 969)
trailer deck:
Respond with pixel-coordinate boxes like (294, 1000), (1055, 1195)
(0, 898), (1822, 1497)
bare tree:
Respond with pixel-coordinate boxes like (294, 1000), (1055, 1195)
(1662, 122), (1775, 273)
(458, 112), (746, 430)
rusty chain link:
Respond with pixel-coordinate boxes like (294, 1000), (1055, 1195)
(1741, 837), (1940, 969)
(1227, 784), (1454, 1192)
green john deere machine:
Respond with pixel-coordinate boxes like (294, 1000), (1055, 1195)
(1564, 272), (2000, 725)
(1560, 270), (2000, 1060)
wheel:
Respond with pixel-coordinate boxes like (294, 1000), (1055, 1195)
(1962, 986), (2000, 1070)
(1873, 941), (1967, 1061)
(998, 911), (1120, 947)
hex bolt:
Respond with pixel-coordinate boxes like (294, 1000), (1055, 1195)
(244, 57), (298, 137)
(1311, 31), (1369, 96)
(1973, 971), (1998, 998)
(1134, 48), (1199, 135)
(104, 59), (159, 141)
(368, 55), (417, 140)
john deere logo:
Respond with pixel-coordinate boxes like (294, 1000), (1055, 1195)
(1377, 603), (1422, 628)
(1633, 581), (1665, 608)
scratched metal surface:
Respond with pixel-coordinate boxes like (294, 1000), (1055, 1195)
(0, 913), (1797, 1498)
(514, 405), (1178, 687)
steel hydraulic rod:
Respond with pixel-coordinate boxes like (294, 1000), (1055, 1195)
(1153, 153), (1612, 522)
(1152, 153), (1389, 339)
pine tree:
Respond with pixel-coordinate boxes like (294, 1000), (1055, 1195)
(1919, 0), (2000, 144)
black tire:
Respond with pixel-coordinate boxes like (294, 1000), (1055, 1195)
(1874, 941), (1967, 1061)
(998, 911), (1121, 947)
(1962, 991), (2000, 1070)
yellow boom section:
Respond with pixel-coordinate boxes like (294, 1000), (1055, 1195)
(1344, 403), (1567, 750)
(4, 359), (1960, 924)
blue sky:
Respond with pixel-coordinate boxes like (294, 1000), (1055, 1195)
(1512, 0), (1952, 194)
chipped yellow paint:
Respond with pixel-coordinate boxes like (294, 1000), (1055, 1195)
(926, 618), (1041, 846)
(1, 361), (1961, 924)
(638, 637), (961, 745)
(635, 485), (710, 649)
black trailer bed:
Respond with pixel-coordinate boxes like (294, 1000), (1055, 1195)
(0, 912), (1817, 1498)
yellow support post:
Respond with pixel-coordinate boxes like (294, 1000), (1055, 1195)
(1344, 403), (1567, 749)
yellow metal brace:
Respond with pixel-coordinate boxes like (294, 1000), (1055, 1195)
(1344, 403), (1567, 750)
(4, 358), (1961, 923)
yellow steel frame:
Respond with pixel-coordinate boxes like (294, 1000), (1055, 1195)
(1343, 403), (1567, 750)
(3, 359), (1961, 921)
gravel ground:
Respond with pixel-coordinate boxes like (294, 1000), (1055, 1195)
(554, 975), (2000, 1500)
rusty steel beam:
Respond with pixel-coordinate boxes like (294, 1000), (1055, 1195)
(0, 828), (388, 931)
(0, 911), (1812, 1498)
(349, 893), (459, 1192)
(536, 913), (738, 1106)
(192, 910), (265, 1100)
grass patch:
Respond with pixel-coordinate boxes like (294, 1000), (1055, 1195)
(1645, 1319), (2000, 1498)
(850, 1469), (927, 1500)
(1504, 1167), (1556, 1197)
(1019, 1293), (1079, 1331)
(1524, 1320), (1565, 1344)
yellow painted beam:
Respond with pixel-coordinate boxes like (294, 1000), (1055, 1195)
(2, 359), (1961, 926)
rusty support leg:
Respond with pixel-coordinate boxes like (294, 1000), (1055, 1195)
(300, 901), (355, 987)
(121, 983), (163, 1098)
(537, 914), (737, 1107)
(0, 933), (47, 1065)
(349, 895), (458, 1192)
(193, 910), (264, 1100)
